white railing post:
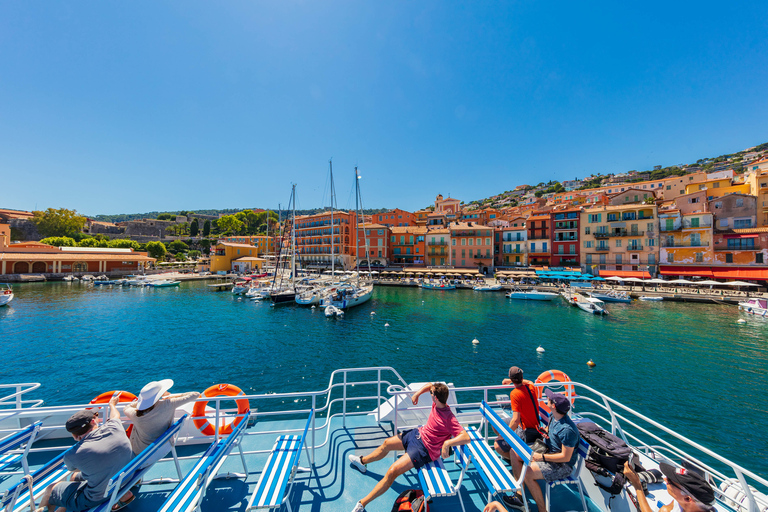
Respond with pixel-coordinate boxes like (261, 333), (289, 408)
(311, 395), (316, 466)
(16, 385), (22, 409)
(377, 369), (381, 425)
(215, 398), (221, 443)
(735, 469), (759, 512)
(342, 371), (347, 427)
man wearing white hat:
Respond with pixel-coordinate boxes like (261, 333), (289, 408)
(124, 380), (200, 454)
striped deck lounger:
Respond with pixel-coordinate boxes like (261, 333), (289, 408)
(0, 421), (43, 477)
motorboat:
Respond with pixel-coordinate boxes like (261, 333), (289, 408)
(506, 287), (559, 301)
(125, 276), (150, 286)
(639, 296), (664, 302)
(62, 275), (78, 282)
(324, 304), (343, 318)
(95, 275), (108, 281)
(295, 287), (329, 306)
(473, 284), (502, 292)
(588, 290), (632, 303)
(738, 298), (767, 316)
(93, 280), (119, 286)
(421, 282), (456, 290)
(1, 367), (764, 512)
(80, 275), (95, 281)
(0, 284), (13, 306)
(147, 280), (181, 288)
(232, 278), (252, 295)
(563, 290), (608, 314)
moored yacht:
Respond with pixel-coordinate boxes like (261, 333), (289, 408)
(0, 284), (13, 306)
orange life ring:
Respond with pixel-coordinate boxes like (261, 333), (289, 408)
(89, 391), (137, 437)
(535, 370), (576, 404)
(192, 384), (250, 436)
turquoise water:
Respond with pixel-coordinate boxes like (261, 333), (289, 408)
(2, 281), (767, 474)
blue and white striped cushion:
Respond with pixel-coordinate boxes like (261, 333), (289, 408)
(465, 427), (517, 494)
(418, 458), (456, 499)
(0, 452), (22, 472)
(6, 464), (68, 512)
(249, 435), (302, 509)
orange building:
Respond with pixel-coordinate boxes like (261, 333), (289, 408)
(356, 223), (390, 266)
(527, 213), (551, 267)
(426, 227), (451, 267)
(294, 210), (358, 269)
(389, 226), (427, 266)
(371, 209), (415, 228)
(449, 222), (494, 272)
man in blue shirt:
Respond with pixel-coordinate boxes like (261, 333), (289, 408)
(505, 388), (580, 511)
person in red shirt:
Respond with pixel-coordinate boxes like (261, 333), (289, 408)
(348, 382), (470, 512)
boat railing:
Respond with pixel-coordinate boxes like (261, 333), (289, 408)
(0, 383), (44, 427)
(386, 381), (767, 512)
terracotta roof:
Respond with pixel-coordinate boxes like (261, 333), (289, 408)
(0, 252), (155, 261)
(390, 226), (428, 234)
(216, 242), (260, 249)
(234, 256), (265, 261)
(730, 227), (768, 234)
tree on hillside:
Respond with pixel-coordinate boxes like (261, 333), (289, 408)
(168, 240), (190, 254)
(190, 218), (199, 237)
(108, 239), (141, 250)
(31, 208), (86, 238)
(203, 220), (211, 237)
(217, 215), (244, 235)
(39, 236), (77, 247)
(145, 241), (167, 260)
(157, 213), (175, 221)
(188, 250), (202, 259)
(78, 237), (109, 248)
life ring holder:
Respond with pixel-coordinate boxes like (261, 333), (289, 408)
(192, 384), (250, 436)
(88, 391), (137, 437)
(534, 370), (577, 405)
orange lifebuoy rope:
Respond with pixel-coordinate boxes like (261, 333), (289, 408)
(192, 384), (250, 436)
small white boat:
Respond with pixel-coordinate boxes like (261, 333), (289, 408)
(232, 278), (252, 295)
(506, 287), (559, 301)
(589, 290), (632, 303)
(473, 284), (502, 292)
(738, 298), (767, 316)
(421, 282), (456, 290)
(147, 280), (181, 288)
(565, 291), (608, 314)
(0, 284), (13, 307)
(81, 275), (95, 281)
(125, 276), (150, 286)
(62, 275), (78, 282)
(95, 275), (108, 281)
(324, 305), (343, 318)
(639, 296), (663, 302)
(321, 284), (373, 309)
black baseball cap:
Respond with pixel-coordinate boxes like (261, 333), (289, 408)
(660, 462), (715, 505)
(544, 388), (570, 414)
(508, 366), (523, 381)
(66, 410), (96, 436)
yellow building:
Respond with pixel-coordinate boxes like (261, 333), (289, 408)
(684, 178), (750, 200)
(746, 169), (768, 227)
(221, 235), (274, 257)
(211, 242), (265, 273)
(658, 210), (714, 266)
(580, 203), (659, 277)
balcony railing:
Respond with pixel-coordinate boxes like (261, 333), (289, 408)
(502, 248), (528, 254)
(593, 245), (610, 252)
(625, 245), (644, 251)
(661, 241), (710, 248)
(553, 236), (578, 241)
(427, 240), (449, 246)
(528, 250), (551, 255)
(714, 244), (759, 251)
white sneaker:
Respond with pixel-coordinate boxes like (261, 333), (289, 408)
(349, 454), (367, 474)
(351, 501), (366, 512)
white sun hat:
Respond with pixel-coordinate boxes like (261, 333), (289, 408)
(136, 379), (174, 411)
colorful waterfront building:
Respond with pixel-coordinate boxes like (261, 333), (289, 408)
(746, 167), (768, 227)
(658, 209), (714, 268)
(526, 213), (551, 267)
(498, 217), (527, 267)
(426, 227), (451, 267)
(356, 223), (389, 266)
(0, 225), (155, 275)
(449, 222), (494, 272)
(684, 178), (750, 200)
(550, 208), (581, 268)
(389, 226), (427, 266)
(210, 242), (265, 273)
(294, 210), (357, 269)
(221, 235), (274, 257)
(427, 195), (462, 227)
(413, 209), (431, 226)
(579, 203), (658, 278)
(371, 209), (415, 228)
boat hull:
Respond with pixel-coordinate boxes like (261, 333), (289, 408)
(506, 292), (558, 301)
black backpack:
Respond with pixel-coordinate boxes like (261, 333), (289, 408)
(577, 421), (634, 495)
(391, 489), (426, 512)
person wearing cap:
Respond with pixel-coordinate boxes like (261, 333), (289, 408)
(124, 380), (200, 455)
(347, 382), (471, 512)
(625, 461), (716, 512)
(38, 394), (134, 512)
(504, 388), (581, 512)
(496, 366), (542, 464)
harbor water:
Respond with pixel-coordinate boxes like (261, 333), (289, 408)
(2, 281), (767, 474)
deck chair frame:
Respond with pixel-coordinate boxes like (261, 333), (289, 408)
(246, 409), (314, 511)
(158, 409), (250, 512)
(417, 446), (470, 512)
(0, 421), (43, 477)
(1, 448), (71, 512)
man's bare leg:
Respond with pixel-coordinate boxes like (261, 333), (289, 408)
(522, 462), (547, 512)
(360, 453), (414, 508)
(359, 435), (404, 465)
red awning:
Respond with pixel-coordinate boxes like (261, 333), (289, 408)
(598, 270), (652, 278)
(658, 266), (714, 278)
(723, 234), (758, 239)
(711, 268), (768, 280)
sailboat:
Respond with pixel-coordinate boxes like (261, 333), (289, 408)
(270, 185), (298, 305)
(322, 167), (374, 310)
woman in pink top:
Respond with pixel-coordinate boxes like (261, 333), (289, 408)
(348, 382), (470, 512)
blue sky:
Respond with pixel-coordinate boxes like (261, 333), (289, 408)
(2, 1), (767, 216)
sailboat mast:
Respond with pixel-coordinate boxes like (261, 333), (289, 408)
(330, 159), (335, 277)
(291, 184), (296, 286)
(355, 166), (360, 285)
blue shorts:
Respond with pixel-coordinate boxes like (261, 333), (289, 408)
(400, 428), (431, 470)
(49, 478), (102, 512)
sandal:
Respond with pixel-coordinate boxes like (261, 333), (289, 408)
(111, 494), (135, 511)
